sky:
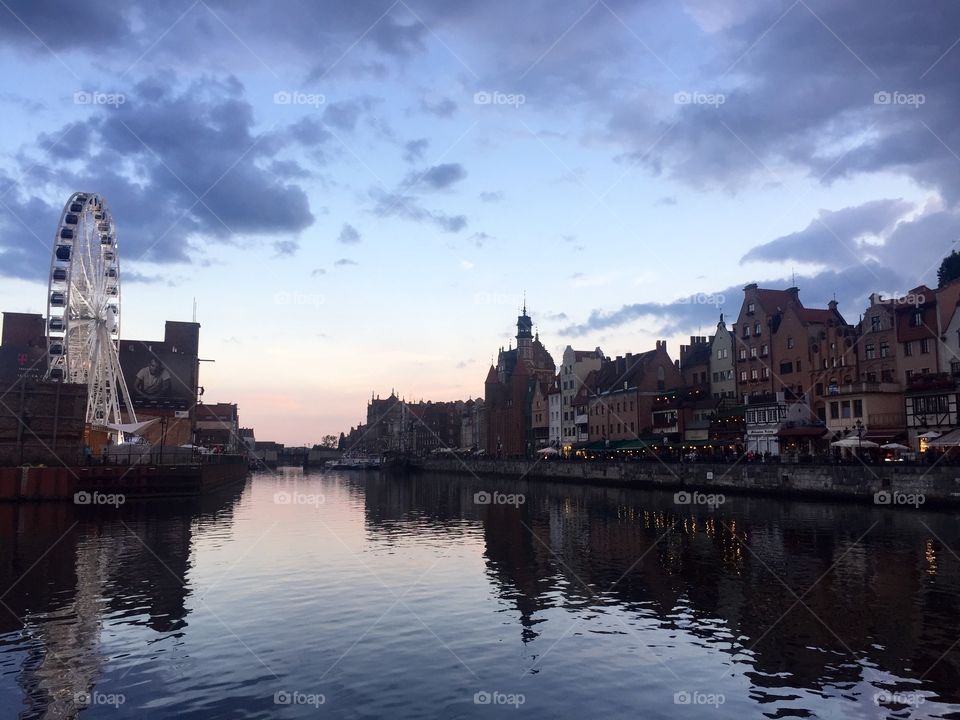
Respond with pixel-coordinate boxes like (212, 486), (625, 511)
(0, 0), (958, 444)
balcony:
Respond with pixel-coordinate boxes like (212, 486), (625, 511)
(867, 412), (906, 428)
(829, 382), (902, 396)
(906, 372), (955, 392)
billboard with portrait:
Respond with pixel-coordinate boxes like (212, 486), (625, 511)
(118, 341), (195, 410)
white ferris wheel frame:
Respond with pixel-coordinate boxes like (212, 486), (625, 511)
(45, 192), (137, 431)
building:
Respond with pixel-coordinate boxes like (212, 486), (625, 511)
(484, 305), (557, 457)
(460, 398), (486, 451)
(531, 382), (550, 449)
(583, 342), (683, 444)
(679, 335), (711, 389)
(559, 346), (605, 448)
(709, 315), (736, 399)
(0, 312), (47, 383)
(547, 376), (561, 447)
(894, 286), (939, 384)
(408, 400), (463, 452)
(195, 403), (240, 451)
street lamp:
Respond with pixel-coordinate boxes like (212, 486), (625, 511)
(855, 418), (864, 457)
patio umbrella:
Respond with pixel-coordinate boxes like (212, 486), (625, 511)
(880, 443), (910, 451)
(831, 437), (879, 448)
(917, 431), (942, 440)
(537, 447), (560, 455)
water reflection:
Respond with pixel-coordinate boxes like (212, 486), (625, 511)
(1, 471), (959, 718)
(0, 486), (244, 719)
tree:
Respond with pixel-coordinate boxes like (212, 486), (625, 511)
(938, 250), (960, 287)
(320, 434), (338, 448)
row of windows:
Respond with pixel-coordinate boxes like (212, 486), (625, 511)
(591, 400), (635, 415)
(739, 368), (771, 381)
(828, 399), (863, 420)
(903, 339), (931, 356)
(746, 406), (787, 424)
(589, 422), (636, 436)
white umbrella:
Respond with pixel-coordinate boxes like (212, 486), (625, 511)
(880, 442), (910, 451)
(537, 446), (560, 455)
(918, 431), (942, 440)
(831, 437), (879, 448)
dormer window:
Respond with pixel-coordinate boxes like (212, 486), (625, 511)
(747, 302), (755, 314)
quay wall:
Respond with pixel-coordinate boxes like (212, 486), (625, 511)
(412, 458), (960, 507)
(0, 457), (248, 501)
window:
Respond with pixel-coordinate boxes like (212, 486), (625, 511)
(761, 344), (769, 357)
(750, 347), (758, 358)
(881, 369), (893, 382)
(780, 361), (793, 374)
(739, 370), (747, 381)
(904, 341), (913, 356)
(787, 336), (794, 349)
(853, 399), (863, 417)
(912, 310), (923, 327)
(762, 367), (770, 379)
(920, 338), (931, 354)
(815, 383), (824, 396)
(865, 344), (876, 360)
(750, 369), (758, 380)
(841, 400), (851, 419)
(743, 326), (750, 338)
(871, 315), (881, 332)
(754, 322), (761, 335)
(747, 302), (755, 314)
(739, 348), (747, 360)
(830, 402), (839, 419)
(880, 341), (890, 358)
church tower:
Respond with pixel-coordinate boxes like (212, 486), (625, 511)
(516, 298), (533, 361)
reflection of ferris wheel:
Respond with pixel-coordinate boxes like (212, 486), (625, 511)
(45, 192), (136, 429)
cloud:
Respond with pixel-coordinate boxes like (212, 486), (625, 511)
(404, 162), (467, 191)
(369, 188), (467, 233)
(338, 223), (361, 244)
(403, 138), (429, 163)
(273, 240), (299, 256)
(311, 268), (327, 276)
(334, 258), (357, 267)
(479, 191), (503, 203)
(469, 231), (492, 247)
(420, 96), (457, 117)
(741, 199), (915, 266)
(0, 73), (317, 279)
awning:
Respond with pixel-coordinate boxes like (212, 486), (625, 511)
(926, 429), (960, 448)
(864, 431), (905, 443)
(105, 418), (159, 434)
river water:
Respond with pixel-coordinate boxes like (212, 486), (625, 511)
(1, 468), (959, 719)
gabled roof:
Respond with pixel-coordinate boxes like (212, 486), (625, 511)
(754, 289), (796, 314)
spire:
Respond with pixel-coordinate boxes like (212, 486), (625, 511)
(522, 291), (527, 316)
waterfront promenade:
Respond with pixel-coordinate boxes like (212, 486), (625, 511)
(413, 456), (960, 507)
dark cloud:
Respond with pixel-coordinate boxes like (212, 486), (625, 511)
(337, 223), (361, 244)
(322, 97), (381, 132)
(0, 73), (317, 279)
(273, 240), (299, 256)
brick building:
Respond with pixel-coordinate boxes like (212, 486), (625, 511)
(484, 306), (556, 457)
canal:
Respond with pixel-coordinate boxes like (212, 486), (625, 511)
(1, 468), (958, 718)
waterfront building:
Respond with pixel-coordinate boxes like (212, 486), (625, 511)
(483, 305), (556, 458)
(559, 346), (605, 449)
(460, 398), (485, 451)
(195, 403), (241, 451)
(678, 335), (711, 389)
(584, 342), (683, 444)
(547, 375), (562, 447)
(894, 285), (940, 384)
(709, 316), (736, 399)
(531, 382), (550, 449)
(744, 389), (817, 458)
(0, 312), (46, 382)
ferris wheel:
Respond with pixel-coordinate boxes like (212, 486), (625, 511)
(45, 192), (136, 430)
